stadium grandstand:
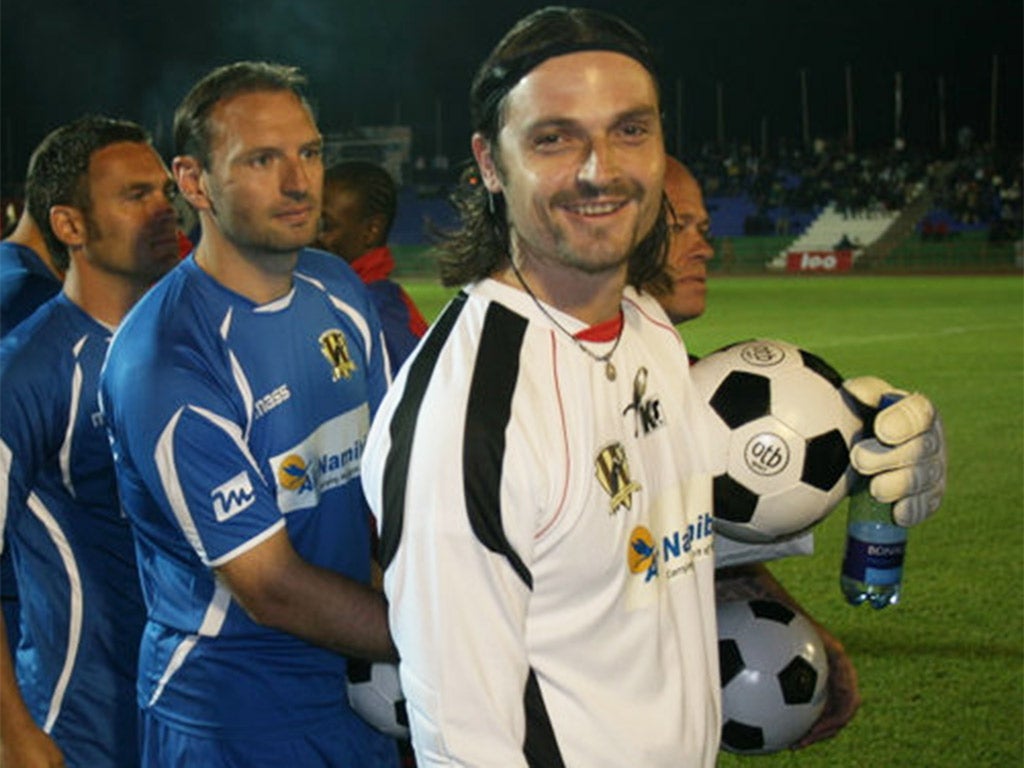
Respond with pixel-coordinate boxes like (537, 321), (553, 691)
(372, 138), (1021, 277)
(4, 137), (1018, 278)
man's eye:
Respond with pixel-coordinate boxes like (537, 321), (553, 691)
(620, 123), (648, 138)
(535, 133), (562, 147)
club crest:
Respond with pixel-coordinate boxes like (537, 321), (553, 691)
(319, 328), (356, 381)
(595, 441), (642, 514)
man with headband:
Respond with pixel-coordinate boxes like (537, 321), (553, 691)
(361, 8), (720, 765)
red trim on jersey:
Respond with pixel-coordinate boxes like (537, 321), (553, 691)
(536, 329), (571, 539)
(399, 289), (429, 337)
(350, 245), (394, 283)
(176, 230), (193, 259)
(573, 310), (623, 342)
(352, 245), (429, 337)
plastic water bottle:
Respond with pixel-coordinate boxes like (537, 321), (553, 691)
(840, 394), (908, 609)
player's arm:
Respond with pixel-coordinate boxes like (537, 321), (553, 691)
(155, 402), (394, 660)
(0, 375), (67, 766)
(363, 403), (535, 766)
(215, 526), (395, 661)
(0, 611), (66, 768)
(715, 563), (861, 748)
(382, 493), (534, 767)
(0, 444), (65, 766)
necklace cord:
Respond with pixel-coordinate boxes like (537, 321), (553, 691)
(508, 259), (624, 376)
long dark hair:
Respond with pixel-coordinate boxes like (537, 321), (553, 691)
(435, 6), (670, 291)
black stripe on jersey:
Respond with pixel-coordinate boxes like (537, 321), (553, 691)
(524, 668), (566, 767)
(464, 302), (533, 589)
(379, 291), (468, 570)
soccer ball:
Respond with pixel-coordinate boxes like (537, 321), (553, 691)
(717, 598), (829, 754)
(690, 339), (862, 542)
(346, 660), (410, 739)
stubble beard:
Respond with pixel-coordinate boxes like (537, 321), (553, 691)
(219, 208), (319, 257)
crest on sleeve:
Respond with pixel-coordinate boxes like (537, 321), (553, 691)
(595, 441), (642, 515)
(319, 328), (357, 381)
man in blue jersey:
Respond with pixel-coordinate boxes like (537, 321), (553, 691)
(99, 61), (399, 767)
(316, 160), (429, 374)
(0, 208), (61, 335)
(0, 154), (65, 661)
(0, 115), (180, 768)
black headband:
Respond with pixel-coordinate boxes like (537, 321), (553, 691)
(473, 41), (659, 133)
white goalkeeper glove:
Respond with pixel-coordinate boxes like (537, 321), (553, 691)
(843, 376), (947, 527)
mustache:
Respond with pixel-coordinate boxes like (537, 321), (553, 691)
(551, 179), (645, 207)
(281, 189), (316, 204)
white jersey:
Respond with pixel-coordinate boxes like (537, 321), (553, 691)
(362, 279), (721, 767)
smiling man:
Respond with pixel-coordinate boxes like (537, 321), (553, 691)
(361, 8), (720, 767)
(99, 62), (398, 767)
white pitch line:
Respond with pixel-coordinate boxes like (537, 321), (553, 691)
(802, 322), (1022, 350)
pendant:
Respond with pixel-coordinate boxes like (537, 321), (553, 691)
(605, 360), (617, 381)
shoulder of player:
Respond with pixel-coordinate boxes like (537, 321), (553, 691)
(0, 296), (95, 372)
(104, 269), (237, 410)
(0, 240), (43, 274)
(622, 287), (679, 332)
(0, 303), (91, 439)
(294, 248), (384, 340)
(295, 247), (366, 295)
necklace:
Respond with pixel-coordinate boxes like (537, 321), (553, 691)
(509, 260), (623, 382)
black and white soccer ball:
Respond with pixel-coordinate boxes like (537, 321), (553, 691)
(346, 660), (410, 739)
(717, 598), (829, 754)
(691, 339), (862, 542)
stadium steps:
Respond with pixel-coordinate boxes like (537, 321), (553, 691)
(767, 204), (900, 270)
(856, 160), (958, 268)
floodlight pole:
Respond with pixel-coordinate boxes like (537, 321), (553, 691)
(716, 80), (725, 148)
(800, 68), (810, 150)
(894, 71), (903, 146)
(937, 75), (947, 152)
(675, 77), (684, 158)
(989, 53), (999, 148)
(845, 64), (855, 150)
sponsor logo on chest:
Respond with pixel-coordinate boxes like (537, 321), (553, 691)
(268, 406), (370, 513)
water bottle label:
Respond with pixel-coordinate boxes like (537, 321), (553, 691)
(842, 536), (906, 584)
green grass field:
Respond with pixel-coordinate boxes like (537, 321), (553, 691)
(402, 274), (1024, 766)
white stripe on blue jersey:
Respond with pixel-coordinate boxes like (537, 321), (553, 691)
(100, 251), (396, 765)
(1, 293), (145, 767)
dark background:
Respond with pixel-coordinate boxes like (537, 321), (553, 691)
(2, 0), (1021, 186)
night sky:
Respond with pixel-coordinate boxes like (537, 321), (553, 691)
(2, 0), (1021, 186)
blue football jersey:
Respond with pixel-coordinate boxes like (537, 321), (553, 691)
(0, 241), (61, 337)
(0, 240), (62, 654)
(0, 293), (144, 768)
(99, 251), (395, 763)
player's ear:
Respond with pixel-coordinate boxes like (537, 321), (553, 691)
(364, 213), (386, 249)
(472, 133), (503, 194)
(49, 205), (87, 250)
(173, 155), (211, 212)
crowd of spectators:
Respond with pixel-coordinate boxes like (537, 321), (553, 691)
(679, 138), (1022, 241)
(5, 136), (1021, 246)
(932, 148), (1022, 242)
